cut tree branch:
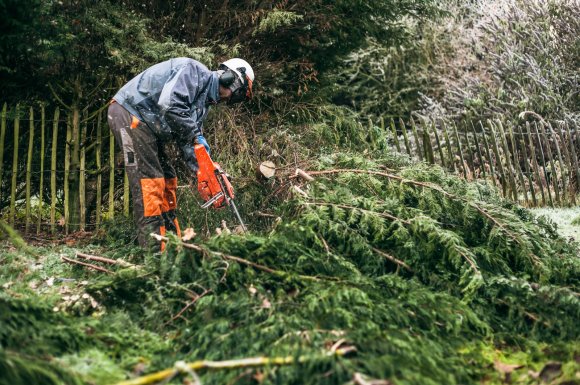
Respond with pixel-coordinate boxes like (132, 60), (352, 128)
(150, 234), (326, 282)
(295, 168), (541, 266)
(113, 347), (356, 385)
(75, 252), (136, 268)
(61, 255), (113, 274)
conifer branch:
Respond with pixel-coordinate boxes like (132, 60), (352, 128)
(303, 202), (411, 225)
(298, 168), (541, 265)
(303, 202), (476, 274)
(151, 234), (323, 281)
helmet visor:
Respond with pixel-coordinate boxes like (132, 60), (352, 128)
(227, 74), (252, 105)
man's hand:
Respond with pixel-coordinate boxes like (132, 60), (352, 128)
(195, 135), (210, 154)
(181, 144), (198, 172)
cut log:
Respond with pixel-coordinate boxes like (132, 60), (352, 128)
(258, 161), (276, 179)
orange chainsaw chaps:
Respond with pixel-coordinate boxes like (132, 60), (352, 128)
(194, 144), (234, 209)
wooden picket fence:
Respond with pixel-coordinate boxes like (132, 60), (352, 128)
(379, 116), (580, 207)
(0, 102), (129, 234)
(1, 102), (579, 235)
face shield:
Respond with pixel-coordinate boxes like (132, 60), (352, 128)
(228, 76), (249, 105)
(219, 65), (252, 105)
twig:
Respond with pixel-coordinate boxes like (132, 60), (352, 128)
(113, 347), (356, 385)
(291, 185), (309, 197)
(61, 256), (113, 274)
(75, 252), (136, 268)
(254, 211), (279, 218)
(295, 168), (315, 181)
(165, 288), (213, 326)
(371, 247), (413, 272)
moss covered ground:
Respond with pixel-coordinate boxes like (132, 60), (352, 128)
(1, 152), (579, 385)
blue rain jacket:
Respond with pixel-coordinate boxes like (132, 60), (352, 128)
(113, 58), (219, 142)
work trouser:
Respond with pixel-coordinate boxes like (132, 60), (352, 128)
(107, 101), (181, 250)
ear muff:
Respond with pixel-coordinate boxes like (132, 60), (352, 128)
(219, 70), (236, 87)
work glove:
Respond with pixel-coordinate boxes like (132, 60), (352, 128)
(195, 135), (210, 154)
(181, 144), (198, 173)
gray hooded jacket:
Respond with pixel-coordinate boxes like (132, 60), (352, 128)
(113, 58), (219, 143)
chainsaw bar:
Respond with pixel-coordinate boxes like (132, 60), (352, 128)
(216, 172), (247, 233)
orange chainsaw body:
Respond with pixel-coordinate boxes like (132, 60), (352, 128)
(194, 144), (234, 209)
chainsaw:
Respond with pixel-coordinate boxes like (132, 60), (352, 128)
(194, 144), (247, 232)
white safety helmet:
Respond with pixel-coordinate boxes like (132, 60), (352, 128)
(218, 58), (255, 104)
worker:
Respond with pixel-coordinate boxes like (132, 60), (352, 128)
(107, 57), (254, 250)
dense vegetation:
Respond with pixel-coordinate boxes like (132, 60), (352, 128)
(1, 0), (579, 384)
(2, 151), (580, 384)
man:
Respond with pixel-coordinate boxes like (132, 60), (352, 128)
(107, 57), (255, 250)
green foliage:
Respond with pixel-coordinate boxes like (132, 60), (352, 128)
(0, 349), (82, 385)
(7, 152), (568, 384)
(415, 0), (580, 123)
(324, 37), (438, 117)
(254, 11), (303, 35)
(0, 0), (214, 103)
(0, 0), (43, 74)
(0, 0), (440, 103)
(0, 220), (28, 251)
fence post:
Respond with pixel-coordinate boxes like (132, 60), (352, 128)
(96, 111), (102, 229)
(398, 118), (413, 157)
(440, 119), (456, 173)
(25, 107), (35, 234)
(496, 120), (519, 202)
(50, 107), (59, 233)
(0, 103), (6, 202)
(525, 122), (547, 205)
(9, 104), (20, 226)
(531, 122), (553, 206)
(79, 110), (87, 231)
(421, 119), (436, 164)
(547, 122), (568, 205)
(108, 131), (115, 220)
(469, 122), (486, 180)
(64, 114), (71, 233)
(478, 121), (498, 189)
(68, 106), (81, 231)
(538, 122), (561, 205)
(565, 121), (580, 201)
(555, 122), (574, 205)
(37, 104), (45, 234)
(515, 123), (537, 206)
(388, 118), (401, 153)
(486, 120), (508, 197)
(451, 121), (467, 179)
(427, 118), (445, 166)
(506, 122), (529, 206)
(461, 123), (476, 180)
(575, 121), (580, 198)
(409, 117), (423, 161)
